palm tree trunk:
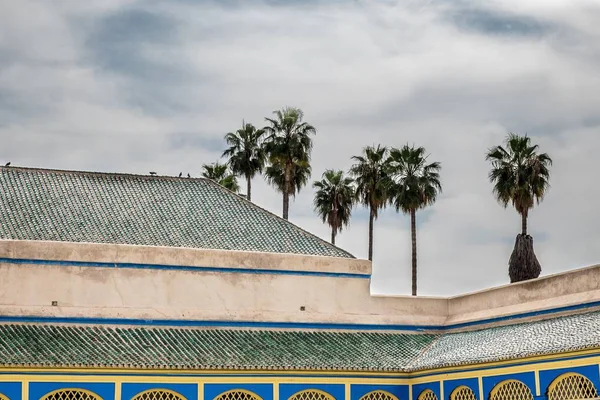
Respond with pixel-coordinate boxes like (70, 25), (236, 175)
(368, 207), (375, 261)
(283, 162), (291, 220)
(331, 227), (336, 245)
(411, 208), (417, 296)
(521, 210), (528, 236)
(282, 193), (289, 220)
(246, 174), (251, 202)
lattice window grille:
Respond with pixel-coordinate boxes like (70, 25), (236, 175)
(452, 387), (477, 400)
(490, 380), (533, 400)
(214, 390), (262, 400)
(41, 389), (102, 400)
(359, 390), (398, 400)
(418, 390), (438, 400)
(132, 390), (187, 400)
(289, 391), (334, 400)
(549, 374), (599, 400)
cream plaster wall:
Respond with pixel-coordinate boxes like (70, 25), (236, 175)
(0, 239), (598, 330)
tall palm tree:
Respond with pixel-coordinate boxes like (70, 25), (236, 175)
(263, 107), (316, 220)
(486, 133), (552, 282)
(201, 162), (240, 193)
(313, 170), (355, 245)
(349, 145), (390, 261)
(222, 122), (266, 202)
(387, 145), (442, 296)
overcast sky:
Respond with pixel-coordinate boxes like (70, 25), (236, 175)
(1, 0), (599, 296)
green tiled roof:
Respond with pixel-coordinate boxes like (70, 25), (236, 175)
(0, 167), (353, 258)
(408, 310), (600, 371)
(0, 311), (599, 371)
(0, 324), (435, 371)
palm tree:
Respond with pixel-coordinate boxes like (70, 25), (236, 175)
(486, 133), (552, 283)
(201, 162), (240, 193)
(313, 170), (355, 245)
(387, 145), (442, 296)
(349, 145), (390, 261)
(222, 122), (266, 202)
(263, 107), (316, 220)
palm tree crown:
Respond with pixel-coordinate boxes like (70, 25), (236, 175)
(387, 144), (442, 296)
(263, 107), (316, 220)
(264, 162), (311, 199)
(201, 162), (240, 193)
(486, 133), (552, 235)
(387, 145), (442, 213)
(222, 122), (266, 202)
(349, 144), (390, 261)
(313, 170), (355, 245)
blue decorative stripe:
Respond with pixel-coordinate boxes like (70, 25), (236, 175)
(0, 314), (436, 332)
(0, 257), (370, 279)
(1, 299), (599, 333)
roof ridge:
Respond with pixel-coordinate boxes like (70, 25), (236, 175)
(0, 165), (210, 182)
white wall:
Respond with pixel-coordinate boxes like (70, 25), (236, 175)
(0, 239), (598, 330)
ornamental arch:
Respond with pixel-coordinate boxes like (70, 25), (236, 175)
(132, 389), (187, 400)
(489, 380), (533, 400)
(547, 373), (599, 400)
(39, 389), (103, 400)
(214, 390), (262, 400)
(450, 386), (477, 400)
(359, 390), (399, 400)
(288, 390), (335, 400)
(417, 390), (438, 400)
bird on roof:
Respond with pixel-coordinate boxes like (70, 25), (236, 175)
(178, 172), (182, 177)
(149, 172), (157, 176)
(4, 162), (10, 167)
(187, 173), (191, 178)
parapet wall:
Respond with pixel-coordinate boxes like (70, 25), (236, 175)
(0, 239), (598, 331)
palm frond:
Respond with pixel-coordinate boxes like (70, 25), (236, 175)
(387, 144), (442, 214)
(486, 133), (552, 214)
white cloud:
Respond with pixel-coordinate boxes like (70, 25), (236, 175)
(1, 0), (599, 295)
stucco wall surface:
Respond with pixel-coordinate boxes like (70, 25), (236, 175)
(0, 240), (598, 330)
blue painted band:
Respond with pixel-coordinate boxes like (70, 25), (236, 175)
(0, 314), (435, 332)
(1, 297), (599, 333)
(0, 257), (370, 279)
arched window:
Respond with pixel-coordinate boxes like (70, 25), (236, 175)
(359, 390), (398, 400)
(213, 390), (262, 400)
(450, 386), (476, 400)
(418, 390), (438, 400)
(288, 390), (335, 400)
(132, 389), (187, 400)
(40, 389), (103, 400)
(489, 380), (533, 400)
(547, 373), (599, 400)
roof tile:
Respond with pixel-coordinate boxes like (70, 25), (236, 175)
(0, 311), (598, 371)
(0, 167), (353, 258)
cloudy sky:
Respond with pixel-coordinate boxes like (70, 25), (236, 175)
(1, 0), (599, 296)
